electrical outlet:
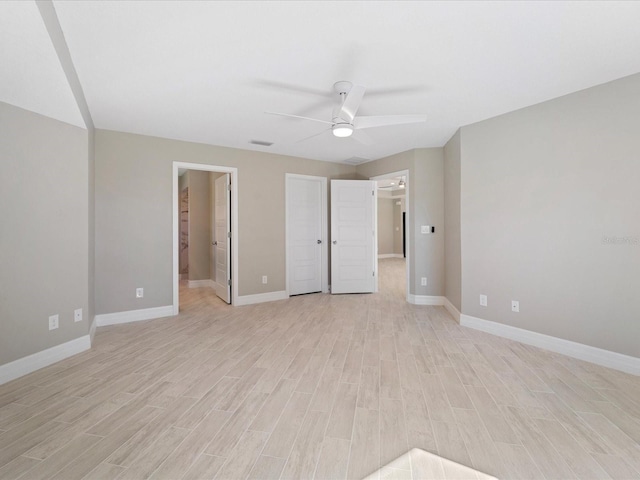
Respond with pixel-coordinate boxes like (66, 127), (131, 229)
(49, 314), (59, 330)
(420, 277), (427, 286)
(421, 225), (429, 234)
(262, 275), (268, 284)
(511, 300), (520, 312)
(136, 288), (144, 298)
(480, 294), (487, 307)
(74, 308), (83, 322)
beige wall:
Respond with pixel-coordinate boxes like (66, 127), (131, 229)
(459, 73), (640, 357)
(377, 197), (395, 255)
(356, 148), (444, 296)
(0, 102), (89, 366)
(187, 170), (211, 281)
(94, 129), (356, 314)
(87, 129), (95, 330)
(444, 129), (462, 311)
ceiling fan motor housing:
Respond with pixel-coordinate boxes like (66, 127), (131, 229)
(333, 81), (353, 95)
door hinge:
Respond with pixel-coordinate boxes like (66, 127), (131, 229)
(227, 231), (231, 238)
(228, 279), (231, 286)
(227, 183), (231, 191)
(372, 190), (374, 196)
(373, 271), (375, 277)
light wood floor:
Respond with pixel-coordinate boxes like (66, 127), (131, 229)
(1, 258), (639, 479)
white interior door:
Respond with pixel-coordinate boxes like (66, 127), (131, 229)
(214, 173), (231, 303)
(331, 180), (376, 294)
(287, 175), (325, 295)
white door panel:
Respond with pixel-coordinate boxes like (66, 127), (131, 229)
(331, 180), (376, 294)
(287, 175), (325, 296)
(214, 173), (231, 303)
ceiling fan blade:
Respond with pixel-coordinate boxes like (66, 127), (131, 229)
(352, 129), (373, 146)
(354, 114), (427, 130)
(255, 79), (331, 99)
(293, 127), (331, 144)
(265, 111), (333, 125)
(366, 85), (427, 97)
(336, 84), (365, 123)
(294, 98), (333, 118)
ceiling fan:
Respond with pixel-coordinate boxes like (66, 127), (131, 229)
(266, 81), (426, 141)
(378, 177), (406, 189)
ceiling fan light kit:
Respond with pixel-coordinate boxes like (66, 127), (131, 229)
(332, 123), (354, 137)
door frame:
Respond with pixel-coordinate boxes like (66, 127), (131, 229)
(285, 173), (328, 296)
(370, 169), (410, 303)
(172, 162), (239, 313)
(213, 173), (231, 303)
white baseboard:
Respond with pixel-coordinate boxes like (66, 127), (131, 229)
(95, 305), (174, 327)
(443, 298), (461, 323)
(407, 295), (461, 323)
(378, 253), (403, 259)
(408, 295), (446, 306)
(235, 290), (288, 306)
(188, 279), (215, 289)
(0, 335), (91, 386)
(460, 314), (640, 376)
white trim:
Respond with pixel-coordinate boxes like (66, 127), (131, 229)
(173, 162), (239, 312)
(370, 170), (410, 303)
(460, 314), (640, 376)
(235, 290), (288, 306)
(0, 335), (91, 386)
(378, 253), (403, 259)
(285, 174), (329, 296)
(373, 183), (378, 293)
(408, 295), (446, 306)
(95, 305), (173, 327)
(188, 279), (215, 289)
(443, 297), (461, 323)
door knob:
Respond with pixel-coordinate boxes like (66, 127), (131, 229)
(317, 240), (322, 244)
(332, 240), (337, 245)
(212, 241), (218, 246)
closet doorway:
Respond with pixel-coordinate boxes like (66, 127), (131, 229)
(172, 162), (239, 314)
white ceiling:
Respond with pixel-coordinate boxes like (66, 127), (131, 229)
(0, 1), (83, 127)
(4, 2), (640, 163)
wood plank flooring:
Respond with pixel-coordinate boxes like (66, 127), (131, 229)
(1, 258), (639, 479)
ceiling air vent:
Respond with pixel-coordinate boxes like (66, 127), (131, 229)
(249, 139), (273, 147)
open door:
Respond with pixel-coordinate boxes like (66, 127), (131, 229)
(331, 180), (376, 294)
(214, 173), (231, 303)
(287, 174), (326, 296)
